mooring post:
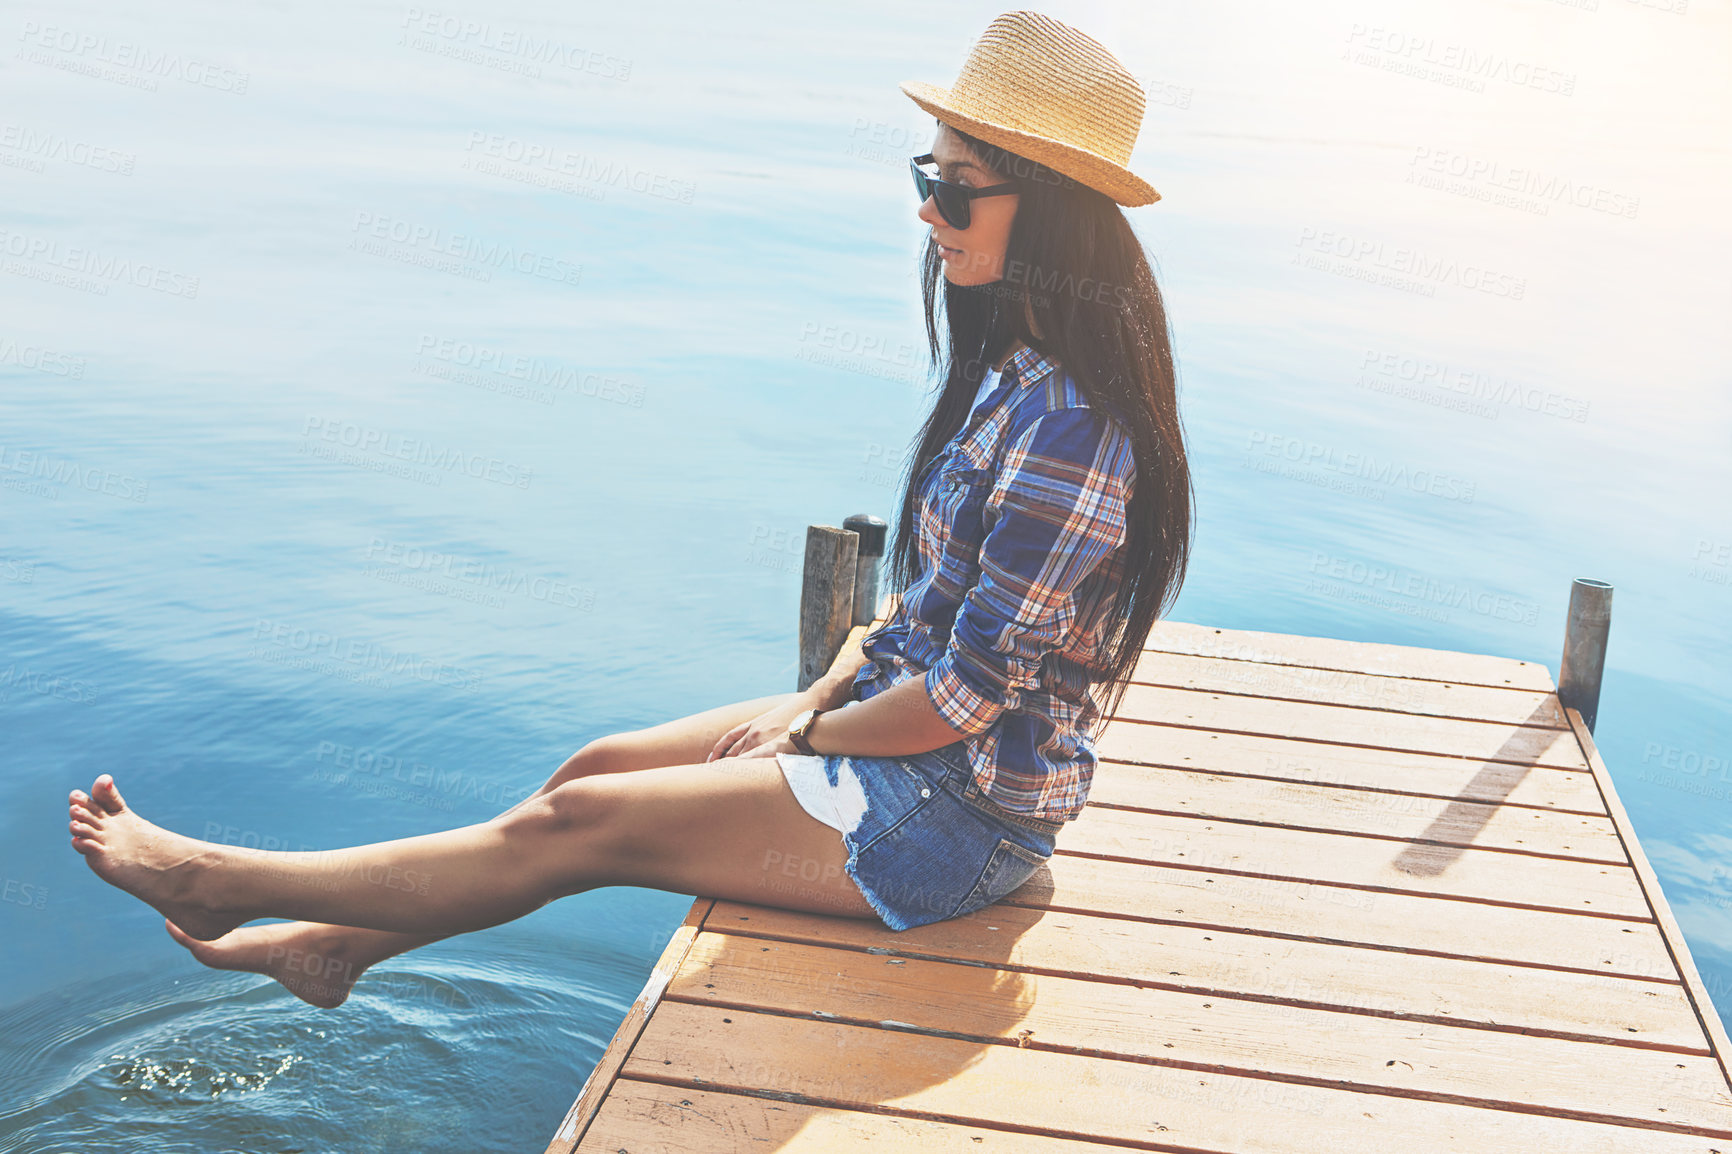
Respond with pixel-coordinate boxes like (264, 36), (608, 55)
(1559, 578), (1613, 733)
(797, 525), (859, 692)
(842, 513), (888, 627)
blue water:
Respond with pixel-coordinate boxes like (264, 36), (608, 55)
(3, 0), (1727, 1148)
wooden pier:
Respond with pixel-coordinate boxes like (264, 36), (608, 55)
(544, 600), (1732, 1150)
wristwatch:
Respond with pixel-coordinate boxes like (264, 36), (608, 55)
(787, 707), (827, 755)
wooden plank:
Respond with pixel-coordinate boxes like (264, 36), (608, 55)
(1146, 619), (1555, 692)
(706, 903), (1705, 1048)
(544, 898), (714, 1154)
(1096, 723), (1605, 813)
(624, 1001), (1730, 1152)
(671, 931), (1732, 1135)
(580, 1080), (1141, 1152)
(1132, 650), (1569, 727)
(1570, 706), (1732, 1095)
(1060, 804), (1652, 917)
(1086, 762), (1625, 862)
(1015, 853), (1679, 980)
(1112, 686), (1586, 767)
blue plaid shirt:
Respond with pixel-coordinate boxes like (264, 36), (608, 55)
(850, 345), (1138, 822)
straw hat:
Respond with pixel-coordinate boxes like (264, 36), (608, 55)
(900, 10), (1160, 207)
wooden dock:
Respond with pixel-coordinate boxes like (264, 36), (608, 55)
(544, 616), (1732, 1152)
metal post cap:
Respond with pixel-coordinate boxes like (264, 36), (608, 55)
(842, 514), (888, 558)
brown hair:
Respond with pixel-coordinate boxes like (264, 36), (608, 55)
(887, 124), (1194, 735)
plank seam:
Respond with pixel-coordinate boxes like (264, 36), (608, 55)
(1127, 675), (1570, 731)
(702, 926), (1712, 1055)
(985, 898), (1682, 984)
(1077, 802), (1629, 866)
(654, 995), (1732, 1140)
(1049, 848), (1651, 921)
(1103, 714), (1590, 770)
(621, 1069), (1258, 1154)
(604, 1077), (1157, 1151)
(1092, 758), (1608, 817)
(1141, 635), (1551, 692)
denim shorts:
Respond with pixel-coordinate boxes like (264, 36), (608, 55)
(776, 741), (1063, 931)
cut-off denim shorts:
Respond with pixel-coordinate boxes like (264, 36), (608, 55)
(775, 740), (1064, 931)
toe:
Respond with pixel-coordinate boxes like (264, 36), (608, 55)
(70, 819), (100, 840)
(92, 775), (126, 815)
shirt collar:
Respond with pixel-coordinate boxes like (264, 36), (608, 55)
(1003, 343), (1057, 390)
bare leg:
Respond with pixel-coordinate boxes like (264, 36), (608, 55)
(68, 740), (872, 995)
(137, 692), (798, 1005)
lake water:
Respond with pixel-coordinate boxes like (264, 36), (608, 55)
(2, 0), (1728, 1149)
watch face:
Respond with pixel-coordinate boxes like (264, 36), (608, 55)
(792, 709), (816, 735)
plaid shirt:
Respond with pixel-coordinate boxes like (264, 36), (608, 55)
(850, 345), (1137, 822)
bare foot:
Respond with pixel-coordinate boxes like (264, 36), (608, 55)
(165, 919), (367, 1009)
(68, 775), (243, 941)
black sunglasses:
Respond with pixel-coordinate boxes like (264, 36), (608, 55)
(909, 152), (1017, 230)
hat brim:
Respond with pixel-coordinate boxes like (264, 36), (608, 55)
(900, 80), (1161, 207)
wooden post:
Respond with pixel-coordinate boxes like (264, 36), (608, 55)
(1559, 578), (1612, 733)
(843, 513), (888, 627)
(798, 525), (858, 692)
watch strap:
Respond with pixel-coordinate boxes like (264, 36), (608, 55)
(789, 708), (826, 754)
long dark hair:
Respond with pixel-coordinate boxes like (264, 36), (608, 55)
(887, 124), (1194, 735)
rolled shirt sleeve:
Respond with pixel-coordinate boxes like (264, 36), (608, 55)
(924, 406), (1137, 737)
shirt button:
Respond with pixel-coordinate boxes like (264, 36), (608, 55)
(921, 788), (931, 797)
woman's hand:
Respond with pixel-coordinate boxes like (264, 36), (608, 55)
(708, 692), (826, 762)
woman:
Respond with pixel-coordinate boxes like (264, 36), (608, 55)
(66, 11), (1191, 1007)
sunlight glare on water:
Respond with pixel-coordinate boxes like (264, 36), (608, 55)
(2, 1), (1728, 1150)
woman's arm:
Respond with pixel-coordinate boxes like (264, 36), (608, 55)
(798, 670), (963, 757)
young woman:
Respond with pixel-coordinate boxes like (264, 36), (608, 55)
(66, 11), (1191, 1007)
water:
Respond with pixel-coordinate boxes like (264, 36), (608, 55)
(2, 0), (1727, 1148)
